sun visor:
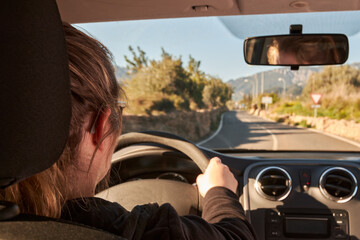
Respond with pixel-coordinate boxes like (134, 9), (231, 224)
(0, 1), (71, 187)
(219, 11), (360, 40)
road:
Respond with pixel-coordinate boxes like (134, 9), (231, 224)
(199, 111), (360, 151)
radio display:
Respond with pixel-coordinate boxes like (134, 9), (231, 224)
(285, 217), (330, 238)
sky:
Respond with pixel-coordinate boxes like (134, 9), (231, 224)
(76, 11), (360, 82)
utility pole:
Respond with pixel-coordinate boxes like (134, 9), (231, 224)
(244, 79), (255, 99)
(278, 77), (286, 99)
(255, 76), (258, 97)
(261, 72), (264, 94)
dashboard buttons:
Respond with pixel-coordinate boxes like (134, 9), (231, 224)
(266, 210), (282, 239)
(300, 169), (311, 192)
(334, 212), (347, 218)
(270, 231), (281, 237)
(332, 210), (349, 239)
(269, 210), (279, 216)
(333, 224), (347, 239)
(269, 217), (279, 224)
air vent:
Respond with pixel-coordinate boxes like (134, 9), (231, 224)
(255, 167), (292, 201)
(319, 167), (358, 203)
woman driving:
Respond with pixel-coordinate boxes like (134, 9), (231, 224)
(0, 23), (255, 240)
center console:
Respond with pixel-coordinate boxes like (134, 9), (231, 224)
(266, 209), (348, 240)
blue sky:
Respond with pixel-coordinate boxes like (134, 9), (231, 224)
(76, 11), (360, 82)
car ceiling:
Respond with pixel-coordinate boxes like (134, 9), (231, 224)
(57, 0), (360, 24)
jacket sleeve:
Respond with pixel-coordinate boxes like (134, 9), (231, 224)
(143, 187), (256, 240)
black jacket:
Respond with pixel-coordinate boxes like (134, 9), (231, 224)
(61, 187), (256, 240)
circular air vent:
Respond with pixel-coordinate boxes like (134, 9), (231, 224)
(255, 167), (292, 201)
(319, 167), (358, 203)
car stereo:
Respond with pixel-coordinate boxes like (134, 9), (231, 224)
(266, 209), (349, 240)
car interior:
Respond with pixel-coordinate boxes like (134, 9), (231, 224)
(2, 0), (360, 239)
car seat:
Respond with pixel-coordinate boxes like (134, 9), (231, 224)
(0, 1), (124, 239)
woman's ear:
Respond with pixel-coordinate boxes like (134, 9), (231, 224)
(92, 108), (112, 147)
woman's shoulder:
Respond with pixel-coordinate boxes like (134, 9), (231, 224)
(61, 197), (161, 239)
(61, 197), (124, 227)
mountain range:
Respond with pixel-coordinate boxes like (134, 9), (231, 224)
(228, 63), (360, 101)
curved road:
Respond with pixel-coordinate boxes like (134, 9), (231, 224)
(199, 111), (360, 151)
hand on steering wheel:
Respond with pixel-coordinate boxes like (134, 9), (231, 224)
(197, 157), (238, 198)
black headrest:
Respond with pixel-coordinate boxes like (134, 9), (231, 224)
(0, 1), (71, 187)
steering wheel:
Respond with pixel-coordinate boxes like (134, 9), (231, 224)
(95, 131), (209, 216)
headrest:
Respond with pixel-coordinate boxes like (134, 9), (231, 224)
(0, 1), (71, 187)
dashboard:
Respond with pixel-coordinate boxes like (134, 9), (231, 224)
(244, 161), (359, 240)
(106, 144), (360, 240)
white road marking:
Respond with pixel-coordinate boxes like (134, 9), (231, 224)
(197, 113), (225, 146)
(238, 113), (279, 150)
(255, 123), (279, 151)
(259, 113), (360, 150)
(307, 128), (360, 150)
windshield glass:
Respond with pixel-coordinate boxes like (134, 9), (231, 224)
(76, 11), (360, 151)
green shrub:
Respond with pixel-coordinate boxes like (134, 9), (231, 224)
(150, 98), (175, 113)
(275, 101), (313, 116)
(275, 117), (285, 123)
(298, 120), (310, 128)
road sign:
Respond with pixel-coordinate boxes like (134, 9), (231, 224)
(311, 104), (321, 118)
(261, 97), (273, 104)
(311, 93), (322, 104)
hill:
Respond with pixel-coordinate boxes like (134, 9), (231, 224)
(228, 63), (360, 101)
(228, 67), (321, 101)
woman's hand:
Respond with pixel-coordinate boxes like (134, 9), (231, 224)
(196, 157), (238, 197)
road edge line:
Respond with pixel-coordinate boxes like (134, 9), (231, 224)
(197, 113), (225, 146)
(258, 113), (360, 150)
(307, 128), (360, 149)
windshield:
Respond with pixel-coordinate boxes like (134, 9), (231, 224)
(76, 11), (360, 151)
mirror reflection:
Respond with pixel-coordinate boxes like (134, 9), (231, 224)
(244, 34), (348, 66)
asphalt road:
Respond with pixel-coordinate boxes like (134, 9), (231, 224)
(199, 111), (360, 151)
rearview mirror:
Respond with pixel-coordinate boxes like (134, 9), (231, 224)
(244, 34), (348, 67)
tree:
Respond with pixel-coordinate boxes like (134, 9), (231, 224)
(202, 77), (233, 108)
(240, 94), (253, 109)
(302, 65), (360, 97)
(187, 55), (206, 108)
(202, 85), (214, 107)
(124, 46), (233, 114)
(124, 46), (148, 74)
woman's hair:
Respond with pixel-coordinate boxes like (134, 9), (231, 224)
(267, 40), (280, 65)
(0, 23), (125, 218)
(267, 36), (341, 65)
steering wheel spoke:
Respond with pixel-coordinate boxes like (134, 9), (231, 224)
(96, 131), (209, 215)
(96, 179), (200, 216)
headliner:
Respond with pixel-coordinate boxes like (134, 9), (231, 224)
(57, 0), (360, 24)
